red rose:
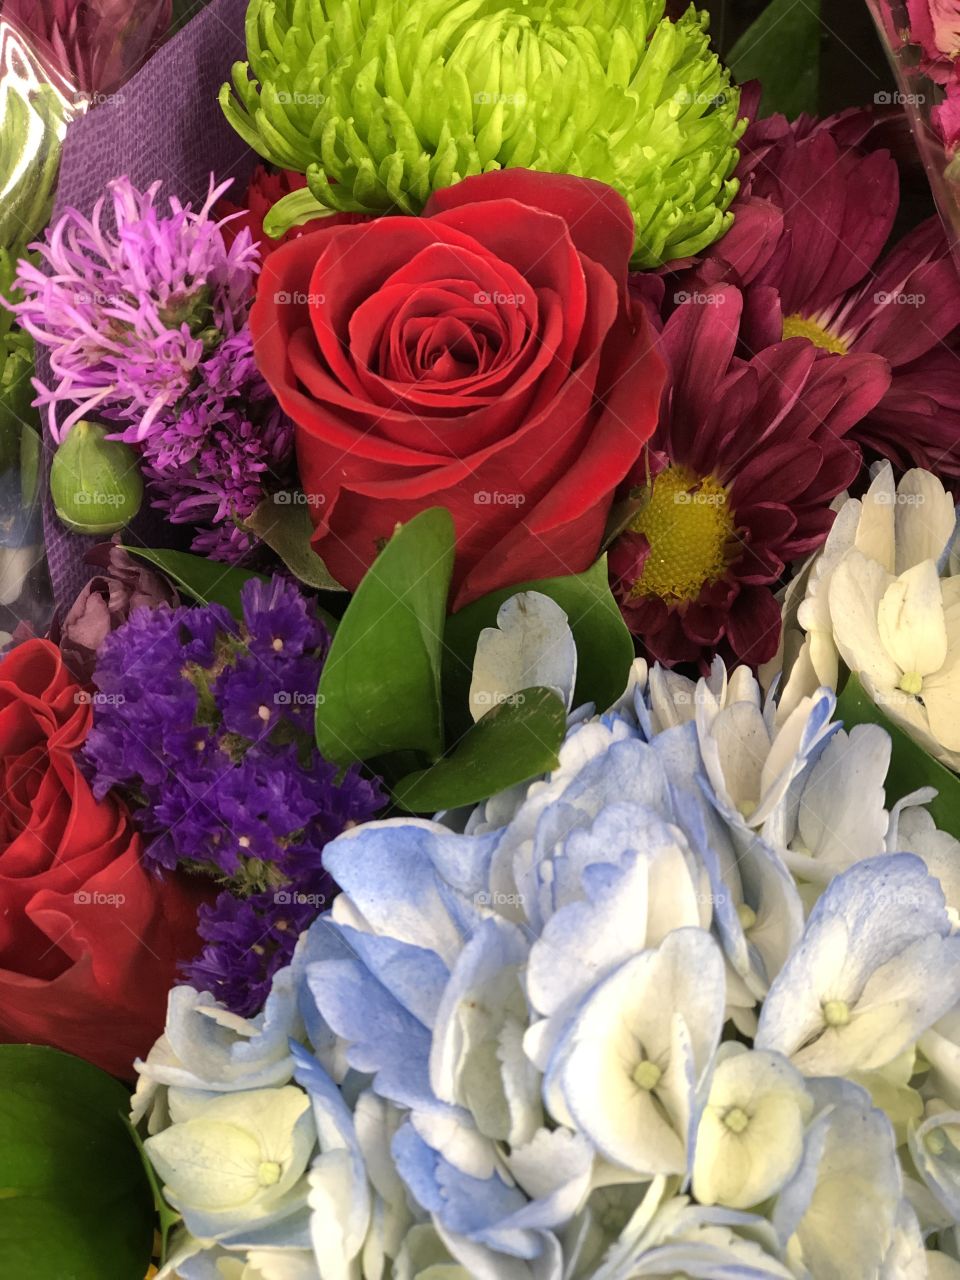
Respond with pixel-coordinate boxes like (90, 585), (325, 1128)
(0, 640), (203, 1078)
(250, 169), (666, 606)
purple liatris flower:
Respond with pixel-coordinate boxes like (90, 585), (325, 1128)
(83, 575), (385, 1012)
(10, 176), (293, 560)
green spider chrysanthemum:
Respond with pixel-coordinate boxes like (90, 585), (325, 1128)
(220, 0), (745, 267)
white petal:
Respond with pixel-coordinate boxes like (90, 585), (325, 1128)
(469, 591), (577, 721)
(855, 463), (896, 571)
(828, 552), (900, 690)
(877, 561), (947, 678)
(895, 469), (956, 574)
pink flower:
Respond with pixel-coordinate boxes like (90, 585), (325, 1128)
(683, 113), (960, 480)
(933, 72), (960, 153)
(907, 0), (960, 82)
(0, 0), (171, 96)
(609, 287), (889, 669)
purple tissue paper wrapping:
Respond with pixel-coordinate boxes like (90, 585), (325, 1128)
(38, 0), (257, 611)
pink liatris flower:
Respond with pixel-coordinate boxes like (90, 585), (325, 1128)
(0, 0), (171, 96)
(11, 176), (293, 562)
(610, 286), (889, 670)
(682, 111), (960, 480)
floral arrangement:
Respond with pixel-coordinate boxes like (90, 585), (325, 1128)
(2, 1), (960, 1278)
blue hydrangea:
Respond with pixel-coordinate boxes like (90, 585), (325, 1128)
(135, 659), (960, 1276)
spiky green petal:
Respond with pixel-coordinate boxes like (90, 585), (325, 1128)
(222, 0), (744, 266)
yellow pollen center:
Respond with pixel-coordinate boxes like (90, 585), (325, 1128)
(632, 1060), (662, 1091)
(258, 704), (271, 721)
(823, 999), (851, 1028)
(629, 466), (735, 604)
(899, 671), (923, 696)
(782, 313), (849, 356)
(272, 637), (284, 652)
(258, 1160), (282, 1186)
(737, 903), (757, 930)
(926, 1128), (947, 1156)
(723, 1106), (750, 1134)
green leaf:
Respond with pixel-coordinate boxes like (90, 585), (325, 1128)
(836, 674), (960, 840)
(315, 508), (455, 766)
(443, 557), (634, 738)
(126, 546), (266, 618)
(243, 496), (346, 592)
(728, 0), (822, 119)
(392, 686), (566, 813)
(0, 1045), (154, 1280)
(124, 1119), (180, 1264)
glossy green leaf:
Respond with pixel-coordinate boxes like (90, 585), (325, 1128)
(728, 0), (822, 119)
(443, 556), (634, 738)
(836, 673), (960, 840)
(0, 1045), (154, 1280)
(315, 508), (455, 766)
(125, 545), (266, 617)
(392, 685), (566, 813)
(243, 495), (346, 591)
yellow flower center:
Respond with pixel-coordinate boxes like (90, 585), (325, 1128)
(632, 1060), (662, 1091)
(926, 1128), (947, 1157)
(823, 999), (851, 1028)
(782, 313), (849, 356)
(899, 671), (923, 696)
(629, 466), (735, 604)
(723, 1106), (750, 1134)
(737, 902), (757, 930)
(258, 1160), (282, 1187)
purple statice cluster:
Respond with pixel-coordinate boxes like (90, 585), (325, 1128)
(84, 574), (384, 1014)
(11, 176), (293, 561)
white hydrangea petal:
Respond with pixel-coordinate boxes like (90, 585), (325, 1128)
(895, 469), (956, 574)
(877, 561), (947, 679)
(855, 463), (896, 571)
(828, 552), (900, 690)
(469, 591), (577, 721)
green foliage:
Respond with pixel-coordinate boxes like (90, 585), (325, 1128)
(728, 0), (822, 118)
(0, 1046), (154, 1280)
(221, 0), (744, 266)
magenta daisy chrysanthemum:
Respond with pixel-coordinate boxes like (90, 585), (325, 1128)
(685, 112), (960, 479)
(609, 286), (890, 669)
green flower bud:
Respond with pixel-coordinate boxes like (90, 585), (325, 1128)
(221, 0), (744, 268)
(50, 420), (143, 535)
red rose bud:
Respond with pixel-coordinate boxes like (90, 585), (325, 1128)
(250, 169), (666, 607)
(0, 639), (204, 1078)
